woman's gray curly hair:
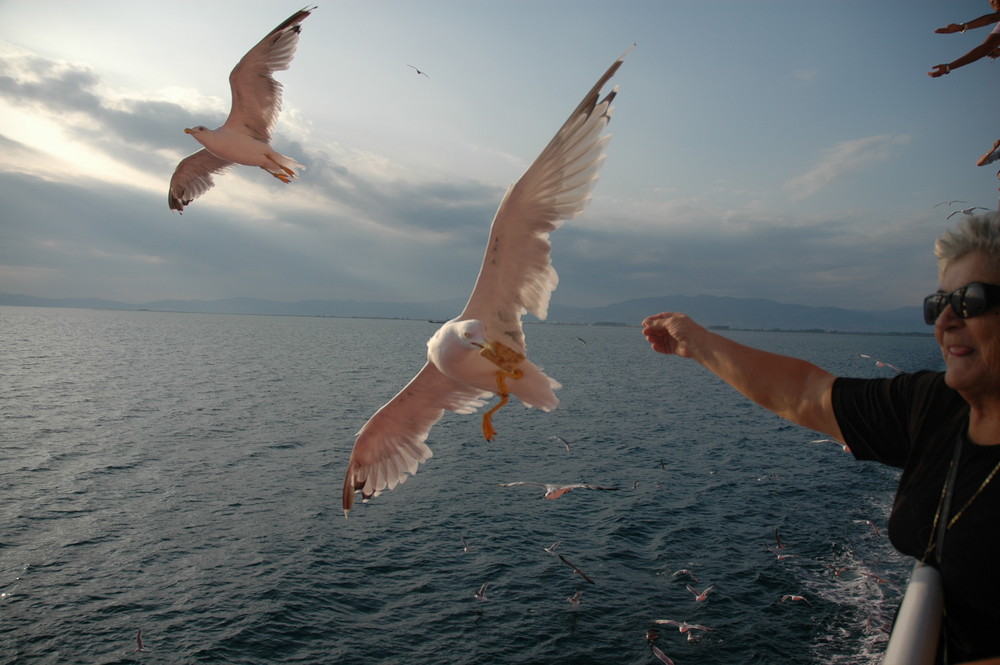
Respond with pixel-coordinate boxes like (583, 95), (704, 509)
(935, 211), (1000, 273)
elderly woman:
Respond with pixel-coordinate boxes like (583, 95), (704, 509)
(642, 213), (1000, 664)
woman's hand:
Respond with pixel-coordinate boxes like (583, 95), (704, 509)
(641, 312), (706, 358)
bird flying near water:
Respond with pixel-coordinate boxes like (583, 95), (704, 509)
(341, 47), (631, 516)
(168, 7), (315, 211)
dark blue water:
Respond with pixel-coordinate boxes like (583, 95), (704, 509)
(0, 307), (944, 664)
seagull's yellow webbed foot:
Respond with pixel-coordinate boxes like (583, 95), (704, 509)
(481, 368), (523, 441)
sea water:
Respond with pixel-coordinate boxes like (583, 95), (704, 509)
(0, 306), (944, 664)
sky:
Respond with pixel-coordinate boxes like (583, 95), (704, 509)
(1, 0), (999, 312)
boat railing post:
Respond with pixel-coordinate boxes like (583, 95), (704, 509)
(882, 562), (943, 665)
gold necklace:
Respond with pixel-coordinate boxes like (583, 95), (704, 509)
(924, 448), (1000, 561)
(945, 457), (1000, 529)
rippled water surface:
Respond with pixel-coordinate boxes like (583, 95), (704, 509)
(0, 306), (944, 664)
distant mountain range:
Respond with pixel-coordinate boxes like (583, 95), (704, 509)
(0, 291), (928, 334)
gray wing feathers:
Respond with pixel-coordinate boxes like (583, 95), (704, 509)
(459, 51), (626, 345)
(224, 7), (313, 141)
(342, 363), (491, 511)
(168, 149), (233, 212)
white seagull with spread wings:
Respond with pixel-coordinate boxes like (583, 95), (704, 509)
(168, 7), (315, 212)
(341, 47), (631, 516)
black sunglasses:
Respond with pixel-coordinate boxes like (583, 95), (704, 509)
(923, 282), (1000, 325)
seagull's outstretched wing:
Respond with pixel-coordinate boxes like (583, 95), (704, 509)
(342, 363), (492, 514)
(168, 149), (233, 211)
(458, 47), (631, 351)
(223, 7), (315, 141)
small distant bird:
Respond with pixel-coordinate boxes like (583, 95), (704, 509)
(461, 535), (472, 552)
(548, 435), (571, 451)
(650, 645), (676, 665)
(781, 594), (813, 606)
(810, 437), (851, 453)
(475, 582), (489, 600)
(933, 200), (966, 207)
(407, 64), (430, 78)
(653, 619), (714, 634)
(858, 353), (903, 374)
(685, 583), (715, 602)
(774, 527), (786, 550)
(853, 519), (883, 536)
(558, 554), (596, 585)
(766, 545), (796, 560)
(498, 481), (619, 500)
(168, 7), (315, 212)
(576, 337), (587, 345)
(567, 590), (583, 605)
(544, 540), (562, 554)
(671, 569), (698, 583)
(948, 206), (991, 219)
(135, 629), (150, 653)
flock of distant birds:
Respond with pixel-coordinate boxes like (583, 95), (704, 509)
(456, 518), (891, 665)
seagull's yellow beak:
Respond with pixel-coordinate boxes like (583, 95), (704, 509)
(184, 128), (194, 135)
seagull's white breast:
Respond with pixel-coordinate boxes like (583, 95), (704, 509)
(191, 127), (272, 167)
(426, 320), (499, 392)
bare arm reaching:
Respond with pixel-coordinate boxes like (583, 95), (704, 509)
(641, 312), (844, 441)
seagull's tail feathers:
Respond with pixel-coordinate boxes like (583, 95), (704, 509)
(509, 359), (560, 412)
(263, 151), (304, 180)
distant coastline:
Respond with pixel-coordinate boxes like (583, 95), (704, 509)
(0, 291), (928, 335)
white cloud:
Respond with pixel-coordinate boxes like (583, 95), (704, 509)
(783, 134), (911, 202)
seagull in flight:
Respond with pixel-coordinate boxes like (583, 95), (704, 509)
(548, 435), (571, 451)
(498, 481), (619, 500)
(168, 7), (315, 212)
(475, 582), (489, 600)
(933, 200), (966, 207)
(653, 619), (714, 634)
(340, 47), (631, 516)
(853, 519), (883, 537)
(558, 554), (596, 584)
(650, 645), (676, 665)
(685, 583), (715, 602)
(135, 629), (150, 653)
(948, 206), (991, 219)
(671, 569), (698, 583)
(766, 545), (797, 560)
(407, 64), (430, 78)
(781, 594), (813, 606)
(810, 437), (851, 453)
(858, 353), (903, 374)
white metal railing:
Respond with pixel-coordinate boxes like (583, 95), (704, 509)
(882, 562), (943, 665)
